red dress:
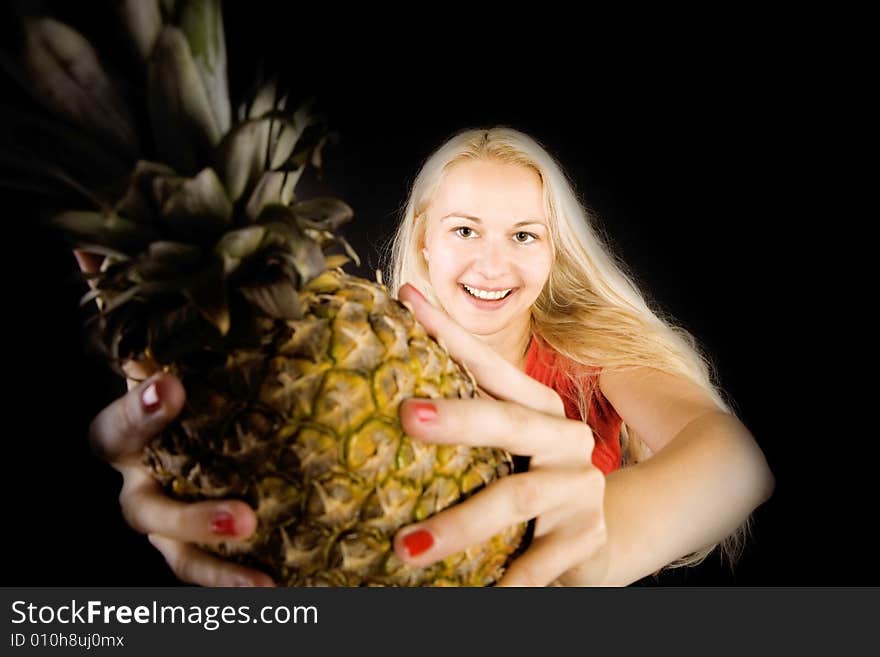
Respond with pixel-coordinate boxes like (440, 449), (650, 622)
(523, 335), (622, 475)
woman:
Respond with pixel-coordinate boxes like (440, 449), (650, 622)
(84, 127), (775, 586)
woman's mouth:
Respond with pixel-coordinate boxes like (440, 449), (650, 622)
(459, 283), (517, 309)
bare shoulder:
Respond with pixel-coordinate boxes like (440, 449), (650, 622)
(598, 367), (722, 453)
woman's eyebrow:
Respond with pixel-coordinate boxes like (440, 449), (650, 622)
(440, 212), (546, 228)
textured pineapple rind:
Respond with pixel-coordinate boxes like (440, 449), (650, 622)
(144, 270), (527, 586)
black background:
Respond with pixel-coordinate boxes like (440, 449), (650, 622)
(3, 3), (860, 586)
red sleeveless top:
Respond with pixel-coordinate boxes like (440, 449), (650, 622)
(523, 335), (622, 475)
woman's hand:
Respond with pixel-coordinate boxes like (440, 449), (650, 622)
(89, 373), (274, 586)
(394, 283), (609, 586)
(76, 251), (274, 587)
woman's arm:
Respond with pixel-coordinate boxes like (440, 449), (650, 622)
(563, 368), (776, 586)
(567, 410), (774, 585)
(392, 284), (774, 586)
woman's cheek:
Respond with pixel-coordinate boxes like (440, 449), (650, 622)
(524, 254), (553, 287)
(427, 254), (461, 293)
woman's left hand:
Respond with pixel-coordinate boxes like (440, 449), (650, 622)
(395, 283), (609, 587)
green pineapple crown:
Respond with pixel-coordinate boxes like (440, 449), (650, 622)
(2, 0), (358, 369)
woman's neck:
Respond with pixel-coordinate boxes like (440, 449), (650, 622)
(476, 321), (533, 371)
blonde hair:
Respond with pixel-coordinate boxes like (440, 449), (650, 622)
(380, 126), (752, 577)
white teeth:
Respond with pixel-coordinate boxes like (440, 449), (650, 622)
(463, 284), (512, 300)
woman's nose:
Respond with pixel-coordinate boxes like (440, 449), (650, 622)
(473, 239), (511, 279)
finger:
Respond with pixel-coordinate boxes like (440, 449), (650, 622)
(552, 538), (612, 587)
(399, 283), (564, 417)
(147, 535), (275, 587)
(393, 468), (592, 568)
(73, 249), (103, 292)
(73, 249), (103, 275)
(89, 372), (185, 464)
(118, 466), (258, 544)
(401, 396), (594, 463)
(496, 515), (607, 587)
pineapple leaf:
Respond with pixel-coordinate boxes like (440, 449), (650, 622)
(216, 115), (297, 204)
(99, 284), (147, 315)
(147, 303), (219, 364)
(70, 243), (131, 261)
(115, 161), (178, 225)
(267, 112), (307, 170)
(323, 254), (351, 269)
(20, 17), (139, 156)
(335, 235), (362, 268)
(104, 314), (130, 368)
(0, 108), (133, 194)
(308, 131), (334, 171)
(293, 198), (354, 231)
(179, 0), (231, 134)
(216, 225), (266, 276)
(276, 241), (325, 287)
(148, 26), (221, 176)
(160, 0), (179, 20)
(115, 0), (162, 62)
(280, 119), (333, 173)
(244, 169), (303, 222)
(148, 241), (203, 265)
(52, 210), (157, 255)
(247, 79), (280, 120)
(181, 259), (230, 335)
(216, 119), (268, 203)
(134, 241), (204, 280)
(240, 278), (302, 321)
(154, 167), (232, 243)
(119, 280), (187, 308)
(79, 287), (102, 308)
(252, 207), (326, 287)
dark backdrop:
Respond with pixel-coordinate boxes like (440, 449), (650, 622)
(4, 3), (856, 586)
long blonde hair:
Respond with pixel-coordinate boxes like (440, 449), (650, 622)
(380, 126), (752, 575)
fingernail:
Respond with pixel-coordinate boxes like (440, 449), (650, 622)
(410, 400), (437, 423)
(212, 511), (236, 536)
(234, 576), (253, 587)
(402, 529), (434, 557)
(141, 382), (161, 413)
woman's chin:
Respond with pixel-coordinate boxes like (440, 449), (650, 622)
(453, 305), (525, 336)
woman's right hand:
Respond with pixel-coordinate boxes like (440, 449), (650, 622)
(76, 251), (274, 587)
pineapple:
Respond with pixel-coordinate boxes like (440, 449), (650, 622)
(2, 1), (526, 585)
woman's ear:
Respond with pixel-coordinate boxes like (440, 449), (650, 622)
(421, 246), (430, 264)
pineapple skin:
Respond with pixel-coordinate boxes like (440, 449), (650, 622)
(145, 269), (527, 586)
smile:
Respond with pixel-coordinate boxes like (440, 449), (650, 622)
(460, 283), (516, 301)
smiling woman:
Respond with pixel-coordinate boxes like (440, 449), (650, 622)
(418, 160), (554, 370)
(57, 119), (775, 586)
(0, 0), (794, 588)
(53, 118), (777, 587)
(383, 127), (776, 584)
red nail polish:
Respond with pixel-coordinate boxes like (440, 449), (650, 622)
(402, 529), (434, 557)
(141, 382), (161, 413)
(410, 401), (437, 422)
(212, 511), (236, 536)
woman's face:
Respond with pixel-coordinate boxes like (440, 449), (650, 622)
(421, 159), (553, 340)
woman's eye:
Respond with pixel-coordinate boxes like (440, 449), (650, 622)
(454, 227), (476, 238)
(514, 231), (537, 244)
